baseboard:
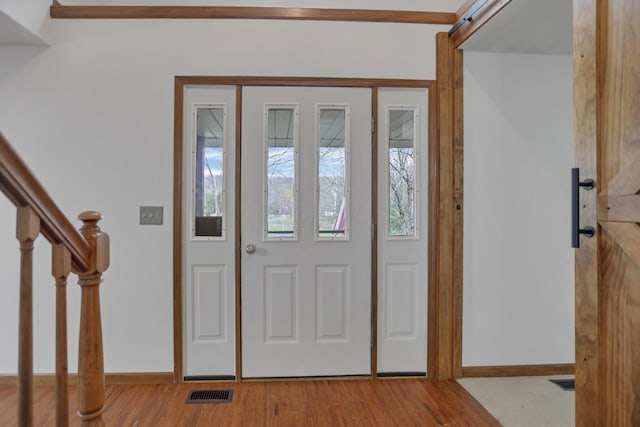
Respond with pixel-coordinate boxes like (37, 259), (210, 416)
(461, 363), (575, 378)
(0, 372), (174, 385)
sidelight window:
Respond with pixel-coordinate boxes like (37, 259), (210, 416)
(194, 105), (226, 238)
(387, 107), (418, 238)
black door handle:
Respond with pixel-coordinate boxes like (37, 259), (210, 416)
(571, 168), (595, 248)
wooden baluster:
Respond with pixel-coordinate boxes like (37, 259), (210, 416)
(16, 206), (40, 427)
(75, 211), (109, 427)
(52, 244), (71, 427)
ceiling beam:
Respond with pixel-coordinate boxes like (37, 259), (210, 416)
(50, 4), (456, 25)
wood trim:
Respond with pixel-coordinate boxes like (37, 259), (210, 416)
(172, 77), (185, 384)
(371, 87), (378, 378)
(449, 0), (513, 49)
(462, 364), (576, 378)
(234, 85), (242, 381)
(573, 0), (599, 425)
(0, 373), (174, 386)
(427, 84), (439, 378)
(50, 5), (456, 24)
(437, 32), (455, 380)
(430, 33), (462, 380)
(0, 134), (91, 272)
(452, 49), (464, 379)
(176, 77), (434, 88)
(172, 77), (435, 383)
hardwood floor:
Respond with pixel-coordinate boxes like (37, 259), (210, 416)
(0, 378), (500, 426)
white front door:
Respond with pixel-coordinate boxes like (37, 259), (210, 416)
(241, 86), (372, 378)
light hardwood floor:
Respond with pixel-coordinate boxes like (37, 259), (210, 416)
(0, 378), (500, 426)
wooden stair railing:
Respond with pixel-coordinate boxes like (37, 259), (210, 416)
(0, 132), (109, 427)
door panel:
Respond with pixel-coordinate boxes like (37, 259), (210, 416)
(183, 85), (236, 377)
(241, 86), (372, 378)
(377, 88), (428, 374)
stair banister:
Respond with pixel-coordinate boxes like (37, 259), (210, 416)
(0, 132), (109, 427)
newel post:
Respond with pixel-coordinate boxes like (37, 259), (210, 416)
(75, 211), (109, 427)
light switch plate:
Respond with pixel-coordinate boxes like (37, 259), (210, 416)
(140, 206), (163, 225)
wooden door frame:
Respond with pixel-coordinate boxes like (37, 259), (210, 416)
(173, 76), (453, 382)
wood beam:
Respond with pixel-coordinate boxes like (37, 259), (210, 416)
(50, 5), (456, 25)
(430, 33), (463, 380)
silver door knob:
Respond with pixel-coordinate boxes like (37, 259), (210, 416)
(245, 244), (256, 254)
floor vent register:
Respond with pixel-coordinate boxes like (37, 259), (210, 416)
(185, 389), (234, 404)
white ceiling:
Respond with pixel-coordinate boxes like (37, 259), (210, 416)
(460, 0), (573, 55)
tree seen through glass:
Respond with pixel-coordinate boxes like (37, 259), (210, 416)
(388, 109), (416, 237)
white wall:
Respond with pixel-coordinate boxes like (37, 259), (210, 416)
(0, 17), (451, 374)
(463, 52), (575, 366)
(0, 0), (52, 44)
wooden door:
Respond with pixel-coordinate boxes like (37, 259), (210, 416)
(241, 86), (372, 378)
(574, 0), (640, 425)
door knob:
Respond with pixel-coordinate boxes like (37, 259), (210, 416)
(245, 244), (256, 254)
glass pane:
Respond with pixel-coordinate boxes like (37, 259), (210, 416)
(266, 107), (296, 238)
(317, 108), (347, 239)
(388, 109), (416, 237)
(195, 107), (224, 237)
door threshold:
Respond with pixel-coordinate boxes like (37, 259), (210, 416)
(184, 375), (236, 382)
(241, 374), (372, 382)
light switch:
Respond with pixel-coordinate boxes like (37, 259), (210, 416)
(139, 206), (163, 225)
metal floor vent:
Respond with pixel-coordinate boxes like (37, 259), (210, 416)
(185, 389), (233, 404)
(549, 379), (575, 391)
